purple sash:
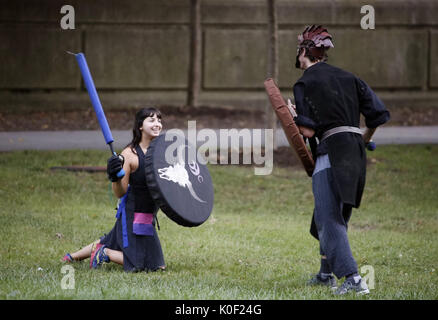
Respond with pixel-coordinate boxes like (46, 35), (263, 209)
(133, 212), (154, 236)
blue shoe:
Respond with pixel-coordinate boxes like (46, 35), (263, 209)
(62, 253), (74, 263)
(90, 244), (110, 269)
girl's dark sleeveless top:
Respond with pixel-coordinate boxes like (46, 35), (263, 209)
(128, 145), (158, 214)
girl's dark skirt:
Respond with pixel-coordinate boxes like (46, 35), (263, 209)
(100, 193), (165, 272)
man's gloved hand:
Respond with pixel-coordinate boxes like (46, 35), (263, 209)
(107, 154), (125, 182)
(366, 140), (376, 151)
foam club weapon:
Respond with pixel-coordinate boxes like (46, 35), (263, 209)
(68, 51), (125, 178)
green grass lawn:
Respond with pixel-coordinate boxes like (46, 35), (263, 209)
(0, 145), (437, 300)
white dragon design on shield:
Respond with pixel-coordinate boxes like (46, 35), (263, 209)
(157, 145), (206, 203)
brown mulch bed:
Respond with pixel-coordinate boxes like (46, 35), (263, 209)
(0, 105), (437, 132)
(0, 106), (263, 131)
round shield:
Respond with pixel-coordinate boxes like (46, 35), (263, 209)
(145, 133), (214, 227)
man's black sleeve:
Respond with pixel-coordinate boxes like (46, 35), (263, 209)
(293, 82), (317, 129)
(356, 78), (390, 128)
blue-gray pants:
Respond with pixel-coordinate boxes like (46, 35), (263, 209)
(312, 154), (358, 279)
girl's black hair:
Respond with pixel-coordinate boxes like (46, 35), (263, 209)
(126, 107), (162, 153)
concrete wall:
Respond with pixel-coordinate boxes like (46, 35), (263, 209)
(1, 0), (438, 111)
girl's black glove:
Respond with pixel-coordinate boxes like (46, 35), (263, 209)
(107, 154), (125, 182)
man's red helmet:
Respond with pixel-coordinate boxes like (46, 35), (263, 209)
(296, 25), (334, 67)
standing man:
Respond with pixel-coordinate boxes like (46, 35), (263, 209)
(291, 25), (390, 295)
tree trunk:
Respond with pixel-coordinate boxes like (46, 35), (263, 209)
(266, 0), (278, 149)
(186, 0), (202, 109)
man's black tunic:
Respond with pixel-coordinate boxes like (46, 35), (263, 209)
(293, 62), (390, 208)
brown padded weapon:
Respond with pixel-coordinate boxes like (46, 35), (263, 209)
(264, 78), (315, 177)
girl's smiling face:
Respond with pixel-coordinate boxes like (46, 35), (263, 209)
(140, 113), (162, 138)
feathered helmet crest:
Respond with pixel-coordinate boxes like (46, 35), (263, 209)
(296, 25), (334, 66)
(298, 25), (334, 49)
